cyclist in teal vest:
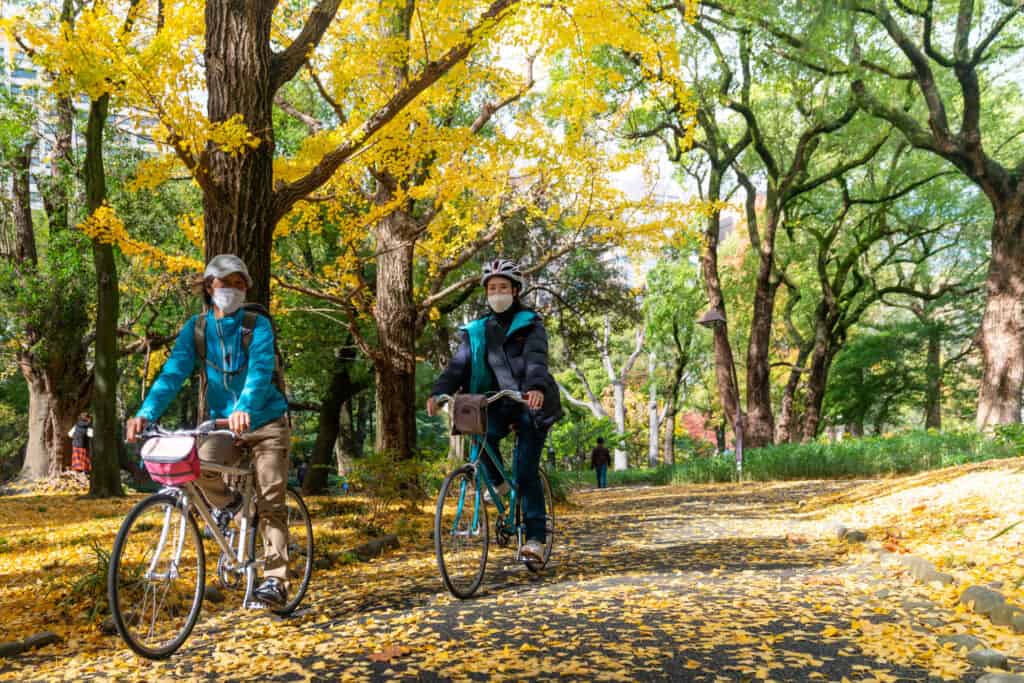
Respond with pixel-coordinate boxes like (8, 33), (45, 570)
(428, 259), (562, 562)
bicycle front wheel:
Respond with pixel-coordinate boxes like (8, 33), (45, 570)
(525, 469), (556, 573)
(108, 493), (205, 659)
(435, 465), (489, 599)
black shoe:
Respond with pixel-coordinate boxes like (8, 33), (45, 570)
(253, 577), (287, 608)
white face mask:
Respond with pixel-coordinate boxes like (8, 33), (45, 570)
(488, 293), (514, 313)
(212, 287), (246, 315)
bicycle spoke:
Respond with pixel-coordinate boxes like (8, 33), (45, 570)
(110, 495), (204, 658)
(435, 468), (488, 598)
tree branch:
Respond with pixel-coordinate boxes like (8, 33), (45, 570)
(271, 0), (521, 220)
(274, 94), (322, 134)
(270, 0), (343, 93)
(469, 55), (535, 134)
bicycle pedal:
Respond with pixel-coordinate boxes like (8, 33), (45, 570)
(244, 599), (271, 610)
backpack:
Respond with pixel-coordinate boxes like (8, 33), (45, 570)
(193, 303), (288, 420)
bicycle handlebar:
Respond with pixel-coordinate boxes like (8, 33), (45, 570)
(138, 419), (238, 441)
(433, 389), (529, 408)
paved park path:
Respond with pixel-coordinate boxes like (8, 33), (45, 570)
(3, 480), (1006, 681)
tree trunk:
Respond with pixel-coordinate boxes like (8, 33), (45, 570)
(612, 380), (628, 470)
(776, 345), (810, 443)
(21, 374), (56, 480)
(38, 1), (75, 233)
(18, 362), (89, 480)
(848, 420), (864, 438)
(801, 319), (835, 442)
(40, 95), (74, 233)
(304, 349), (361, 495)
(203, 0), (277, 307)
(924, 324), (943, 430)
(84, 94), (122, 497)
(334, 400), (357, 476)
(11, 110), (92, 481)
(353, 393), (370, 459)
(662, 411), (676, 465)
(373, 209), (417, 458)
(647, 352), (659, 467)
(745, 213), (780, 448)
(11, 140), (37, 264)
(976, 206), (1024, 428)
(700, 171), (742, 434)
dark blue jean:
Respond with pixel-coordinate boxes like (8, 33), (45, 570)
(596, 464), (608, 489)
(480, 400), (547, 542)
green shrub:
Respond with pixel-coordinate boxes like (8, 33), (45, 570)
(551, 430), (1018, 489)
(348, 451), (425, 525)
(994, 424), (1024, 455)
(666, 430), (1016, 483)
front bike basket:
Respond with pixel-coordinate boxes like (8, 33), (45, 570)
(141, 436), (201, 486)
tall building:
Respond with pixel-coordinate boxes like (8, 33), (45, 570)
(1, 2), (49, 209)
(1, 0), (158, 211)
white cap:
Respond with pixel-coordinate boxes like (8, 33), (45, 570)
(204, 254), (253, 287)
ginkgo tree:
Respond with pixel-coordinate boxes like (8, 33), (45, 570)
(10, 0), (699, 462)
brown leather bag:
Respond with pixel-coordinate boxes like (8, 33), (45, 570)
(451, 394), (489, 435)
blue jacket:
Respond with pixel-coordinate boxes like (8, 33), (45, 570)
(136, 309), (288, 429)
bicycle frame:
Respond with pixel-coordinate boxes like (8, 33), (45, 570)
(459, 433), (524, 542)
(154, 459), (263, 606)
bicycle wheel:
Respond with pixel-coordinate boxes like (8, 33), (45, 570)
(525, 469), (556, 573)
(435, 465), (489, 598)
(108, 493), (205, 659)
(250, 488), (314, 615)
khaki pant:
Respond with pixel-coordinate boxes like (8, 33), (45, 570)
(197, 417), (290, 582)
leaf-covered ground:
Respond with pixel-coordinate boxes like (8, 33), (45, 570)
(3, 459), (1024, 681)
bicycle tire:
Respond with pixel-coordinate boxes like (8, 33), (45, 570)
(108, 493), (205, 659)
(435, 465), (489, 599)
(525, 469), (555, 573)
(248, 487), (314, 615)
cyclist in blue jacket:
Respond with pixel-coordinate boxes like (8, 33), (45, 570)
(126, 254), (291, 608)
(427, 259), (562, 562)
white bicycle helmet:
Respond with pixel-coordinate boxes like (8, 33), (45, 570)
(481, 258), (524, 288)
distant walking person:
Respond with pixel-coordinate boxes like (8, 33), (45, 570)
(590, 437), (611, 489)
(69, 413), (94, 473)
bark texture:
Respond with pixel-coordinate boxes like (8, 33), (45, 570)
(202, 1), (277, 306)
(85, 94), (123, 496)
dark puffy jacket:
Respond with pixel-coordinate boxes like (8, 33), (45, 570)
(432, 309), (563, 429)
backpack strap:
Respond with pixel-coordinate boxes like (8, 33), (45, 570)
(194, 312), (207, 364)
(193, 312), (209, 420)
(193, 305), (289, 421)
(238, 304), (289, 402)
(240, 308), (260, 355)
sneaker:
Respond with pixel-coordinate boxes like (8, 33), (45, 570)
(520, 539), (545, 563)
(253, 577), (287, 608)
(483, 480), (510, 504)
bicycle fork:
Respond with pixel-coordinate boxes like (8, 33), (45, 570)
(145, 502), (188, 581)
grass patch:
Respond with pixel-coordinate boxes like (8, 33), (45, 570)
(548, 430), (1019, 494)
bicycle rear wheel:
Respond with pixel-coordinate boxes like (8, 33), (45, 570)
(434, 465), (489, 598)
(525, 469), (555, 573)
(250, 488), (314, 615)
(108, 493), (205, 659)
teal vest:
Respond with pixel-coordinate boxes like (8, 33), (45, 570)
(462, 311), (538, 393)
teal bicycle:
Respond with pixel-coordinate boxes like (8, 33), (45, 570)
(433, 390), (555, 599)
